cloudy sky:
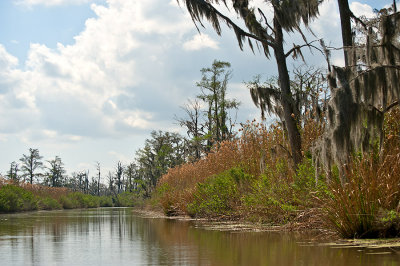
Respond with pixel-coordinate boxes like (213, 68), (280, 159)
(0, 0), (394, 178)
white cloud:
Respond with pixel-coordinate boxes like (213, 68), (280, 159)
(310, 0), (340, 36)
(14, 0), (94, 7)
(183, 34), (219, 51)
(0, 45), (19, 69)
(350, 2), (375, 19)
(0, 0), (196, 145)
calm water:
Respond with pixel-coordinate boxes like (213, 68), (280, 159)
(0, 208), (399, 266)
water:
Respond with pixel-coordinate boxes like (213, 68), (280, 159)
(0, 208), (399, 266)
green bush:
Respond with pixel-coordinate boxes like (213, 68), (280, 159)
(38, 197), (62, 210)
(0, 185), (38, 212)
(242, 170), (297, 224)
(187, 167), (244, 217)
(115, 192), (143, 207)
(59, 195), (80, 209)
(99, 196), (113, 207)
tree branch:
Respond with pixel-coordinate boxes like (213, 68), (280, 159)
(285, 40), (324, 58)
(178, 0), (276, 49)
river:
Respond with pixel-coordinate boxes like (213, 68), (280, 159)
(0, 208), (399, 265)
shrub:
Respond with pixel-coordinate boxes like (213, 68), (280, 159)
(187, 167), (244, 218)
(71, 193), (99, 208)
(0, 185), (38, 212)
(38, 197), (62, 210)
(99, 196), (113, 207)
(59, 195), (80, 209)
(114, 192), (143, 207)
(241, 166), (297, 224)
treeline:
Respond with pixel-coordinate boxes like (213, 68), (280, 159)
(1, 59), (240, 201)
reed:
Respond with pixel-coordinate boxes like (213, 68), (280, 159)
(321, 147), (400, 238)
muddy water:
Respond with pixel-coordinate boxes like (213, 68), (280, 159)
(0, 208), (399, 265)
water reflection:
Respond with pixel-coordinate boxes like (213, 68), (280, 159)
(0, 208), (399, 266)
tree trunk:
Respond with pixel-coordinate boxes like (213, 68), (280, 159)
(337, 0), (353, 66)
(274, 17), (303, 167)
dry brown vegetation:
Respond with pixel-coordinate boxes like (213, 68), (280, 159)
(156, 119), (322, 221)
(156, 107), (400, 237)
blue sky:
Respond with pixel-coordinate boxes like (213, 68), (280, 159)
(0, 0), (397, 179)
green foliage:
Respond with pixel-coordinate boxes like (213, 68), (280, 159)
(99, 196), (113, 207)
(155, 183), (176, 215)
(187, 167), (245, 217)
(242, 169), (297, 224)
(38, 197), (62, 210)
(59, 195), (79, 209)
(0, 185), (38, 212)
(115, 192), (139, 207)
(294, 158), (316, 190)
(293, 158), (330, 204)
(59, 192), (99, 209)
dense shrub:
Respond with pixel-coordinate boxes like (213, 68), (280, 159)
(99, 196), (113, 207)
(114, 192), (144, 207)
(0, 185), (38, 212)
(38, 197), (62, 210)
(59, 195), (80, 209)
(67, 192), (100, 208)
(0, 179), (141, 212)
(187, 168), (247, 218)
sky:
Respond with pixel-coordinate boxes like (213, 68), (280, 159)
(0, 0), (396, 179)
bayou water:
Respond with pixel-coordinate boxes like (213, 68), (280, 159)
(0, 208), (399, 265)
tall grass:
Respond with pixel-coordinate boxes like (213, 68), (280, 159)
(319, 107), (400, 238)
(321, 147), (400, 238)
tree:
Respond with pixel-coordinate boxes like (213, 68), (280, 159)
(248, 66), (328, 127)
(316, 5), (400, 180)
(178, 0), (323, 166)
(176, 99), (204, 160)
(45, 156), (66, 187)
(95, 162), (101, 196)
(107, 171), (115, 196)
(176, 60), (240, 159)
(19, 148), (43, 184)
(136, 131), (186, 195)
(196, 60), (239, 147)
(337, 0), (353, 66)
(6, 161), (19, 182)
(115, 161), (124, 194)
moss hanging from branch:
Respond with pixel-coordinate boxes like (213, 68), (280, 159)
(314, 10), (400, 181)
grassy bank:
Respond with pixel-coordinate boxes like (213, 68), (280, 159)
(154, 109), (400, 239)
(0, 180), (143, 213)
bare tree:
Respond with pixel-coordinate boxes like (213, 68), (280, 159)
(96, 162), (101, 196)
(6, 161), (19, 182)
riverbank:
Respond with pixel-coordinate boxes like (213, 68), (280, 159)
(131, 208), (400, 250)
(133, 206), (336, 239)
(0, 181), (142, 213)
(152, 115), (400, 240)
